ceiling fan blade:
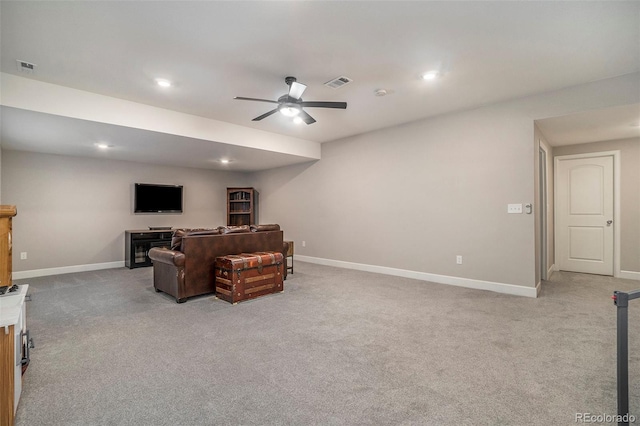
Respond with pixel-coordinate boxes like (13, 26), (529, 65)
(235, 96), (279, 104)
(288, 82), (307, 100)
(299, 101), (347, 109)
(252, 109), (279, 121)
(299, 110), (316, 125)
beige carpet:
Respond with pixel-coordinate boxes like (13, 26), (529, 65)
(14, 263), (640, 425)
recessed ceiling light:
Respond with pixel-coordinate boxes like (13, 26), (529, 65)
(421, 71), (440, 80)
(95, 143), (112, 149)
(220, 159), (230, 164)
(155, 78), (172, 88)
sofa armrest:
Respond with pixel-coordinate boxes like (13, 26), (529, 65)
(148, 247), (185, 267)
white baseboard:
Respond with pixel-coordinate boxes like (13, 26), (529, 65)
(547, 264), (555, 279)
(13, 261), (125, 280)
(295, 255), (538, 298)
(619, 270), (640, 281)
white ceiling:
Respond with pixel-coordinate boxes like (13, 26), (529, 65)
(0, 106), (313, 171)
(1, 1), (639, 170)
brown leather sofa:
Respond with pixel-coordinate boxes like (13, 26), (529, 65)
(148, 224), (288, 303)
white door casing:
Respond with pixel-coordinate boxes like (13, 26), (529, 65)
(555, 154), (614, 275)
(539, 146), (548, 280)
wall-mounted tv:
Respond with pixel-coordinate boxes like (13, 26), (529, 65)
(134, 183), (183, 213)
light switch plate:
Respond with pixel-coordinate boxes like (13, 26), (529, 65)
(508, 204), (523, 214)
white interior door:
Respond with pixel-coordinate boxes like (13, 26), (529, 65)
(556, 155), (614, 275)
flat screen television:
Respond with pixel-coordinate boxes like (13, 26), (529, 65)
(134, 183), (183, 213)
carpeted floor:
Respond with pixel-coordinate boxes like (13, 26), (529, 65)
(13, 262), (640, 425)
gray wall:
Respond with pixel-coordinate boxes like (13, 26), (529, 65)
(553, 137), (640, 273)
(2, 73), (637, 286)
(2, 150), (249, 272)
(251, 74), (639, 289)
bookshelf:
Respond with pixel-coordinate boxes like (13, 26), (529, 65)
(227, 188), (258, 226)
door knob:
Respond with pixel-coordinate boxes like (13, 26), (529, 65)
(607, 220), (613, 226)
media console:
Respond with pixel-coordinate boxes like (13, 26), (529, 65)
(125, 229), (173, 269)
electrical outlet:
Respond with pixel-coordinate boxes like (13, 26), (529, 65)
(456, 255), (462, 265)
(20, 252), (27, 260)
(507, 204), (523, 214)
(302, 241), (306, 248)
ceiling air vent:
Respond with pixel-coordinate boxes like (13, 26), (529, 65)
(16, 60), (36, 75)
(324, 76), (352, 89)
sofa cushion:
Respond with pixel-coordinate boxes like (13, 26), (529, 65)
(186, 229), (222, 237)
(250, 224), (280, 232)
(171, 228), (220, 250)
(220, 225), (251, 234)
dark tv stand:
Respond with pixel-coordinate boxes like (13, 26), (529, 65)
(125, 229), (173, 269)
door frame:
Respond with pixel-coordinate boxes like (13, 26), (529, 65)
(539, 145), (548, 280)
(554, 150), (621, 277)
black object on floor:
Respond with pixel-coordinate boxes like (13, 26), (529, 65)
(613, 289), (640, 426)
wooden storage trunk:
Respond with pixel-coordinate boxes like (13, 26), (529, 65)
(215, 252), (284, 304)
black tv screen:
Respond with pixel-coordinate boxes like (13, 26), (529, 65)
(134, 183), (183, 213)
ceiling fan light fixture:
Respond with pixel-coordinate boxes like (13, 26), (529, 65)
(293, 116), (304, 124)
(279, 104), (301, 117)
(236, 76), (346, 124)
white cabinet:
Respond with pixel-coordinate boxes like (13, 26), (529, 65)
(0, 206), (27, 426)
(0, 284), (29, 425)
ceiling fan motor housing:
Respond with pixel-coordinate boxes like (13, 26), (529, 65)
(277, 96), (302, 116)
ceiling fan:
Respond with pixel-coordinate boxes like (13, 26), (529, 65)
(234, 76), (347, 125)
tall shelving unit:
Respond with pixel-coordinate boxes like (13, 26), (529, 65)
(227, 188), (258, 226)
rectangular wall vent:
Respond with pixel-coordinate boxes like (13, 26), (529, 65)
(16, 60), (36, 74)
(324, 76), (352, 89)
